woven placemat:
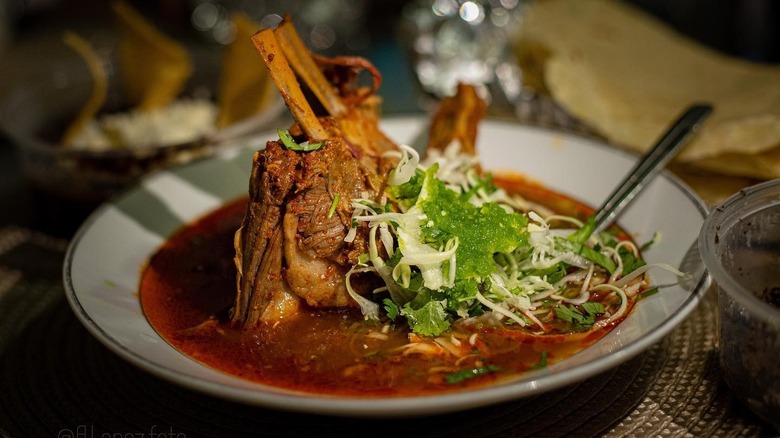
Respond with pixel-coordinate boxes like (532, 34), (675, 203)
(0, 226), (775, 438)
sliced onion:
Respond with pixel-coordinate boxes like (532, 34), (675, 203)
(612, 263), (686, 288)
(387, 144), (419, 186)
(345, 265), (380, 320)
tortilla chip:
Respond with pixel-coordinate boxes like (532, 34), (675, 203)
(112, 0), (192, 110)
(216, 13), (276, 128)
(61, 31), (109, 146)
(516, 0), (780, 178)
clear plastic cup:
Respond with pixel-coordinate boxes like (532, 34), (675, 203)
(699, 179), (780, 430)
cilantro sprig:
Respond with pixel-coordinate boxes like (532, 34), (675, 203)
(401, 295), (451, 337)
(445, 364), (500, 384)
(554, 302), (605, 331)
(532, 351), (548, 370)
(278, 129), (324, 152)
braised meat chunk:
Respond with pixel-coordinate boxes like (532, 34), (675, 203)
(231, 17), (394, 328)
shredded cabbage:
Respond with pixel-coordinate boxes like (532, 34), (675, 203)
(345, 141), (679, 337)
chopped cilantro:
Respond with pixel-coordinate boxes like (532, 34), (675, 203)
(529, 262), (568, 285)
(567, 215), (596, 245)
(599, 228), (619, 246)
(386, 169), (424, 210)
(554, 305), (584, 325)
(554, 302), (604, 330)
(385, 249), (403, 268)
(401, 298), (451, 337)
(445, 364), (500, 384)
(383, 298), (400, 321)
(638, 286), (659, 299)
(582, 301), (605, 316)
(558, 238), (617, 274)
(619, 246), (646, 275)
(640, 232), (659, 251)
(446, 279), (480, 305)
(459, 172), (496, 201)
(327, 194), (339, 219)
(532, 351), (548, 370)
(278, 129), (324, 152)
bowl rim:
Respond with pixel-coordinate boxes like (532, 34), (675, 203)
(698, 178), (780, 322)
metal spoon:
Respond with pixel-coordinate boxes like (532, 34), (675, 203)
(593, 103), (713, 234)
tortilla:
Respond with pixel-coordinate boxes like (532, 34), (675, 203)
(516, 0), (780, 179)
(669, 164), (763, 206)
(216, 13), (276, 128)
(112, 0), (193, 111)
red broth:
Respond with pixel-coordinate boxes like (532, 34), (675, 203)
(140, 175), (635, 396)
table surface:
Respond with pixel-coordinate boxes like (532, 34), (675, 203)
(0, 7), (778, 437)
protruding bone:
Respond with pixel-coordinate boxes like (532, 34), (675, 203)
(251, 28), (328, 141)
(274, 18), (347, 117)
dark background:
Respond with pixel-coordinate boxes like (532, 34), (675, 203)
(2, 0), (779, 61)
(0, 0), (778, 236)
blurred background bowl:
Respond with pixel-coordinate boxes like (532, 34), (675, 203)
(0, 55), (222, 206)
(698, 178), (780, 431)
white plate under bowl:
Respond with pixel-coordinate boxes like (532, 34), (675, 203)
(64, 117), (710, 417)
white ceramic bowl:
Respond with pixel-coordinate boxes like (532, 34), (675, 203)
(64, 117), (710, 417)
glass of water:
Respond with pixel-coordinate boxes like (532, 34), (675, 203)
(401, 0), (527, 106)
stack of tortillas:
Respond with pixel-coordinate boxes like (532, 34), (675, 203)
(516, 0), (780, 200)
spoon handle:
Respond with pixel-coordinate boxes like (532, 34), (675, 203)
(593, 103), (713, 233)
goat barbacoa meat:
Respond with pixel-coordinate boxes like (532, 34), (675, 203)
(232, 17), (485, 328)
(231, 17), (395, 328)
